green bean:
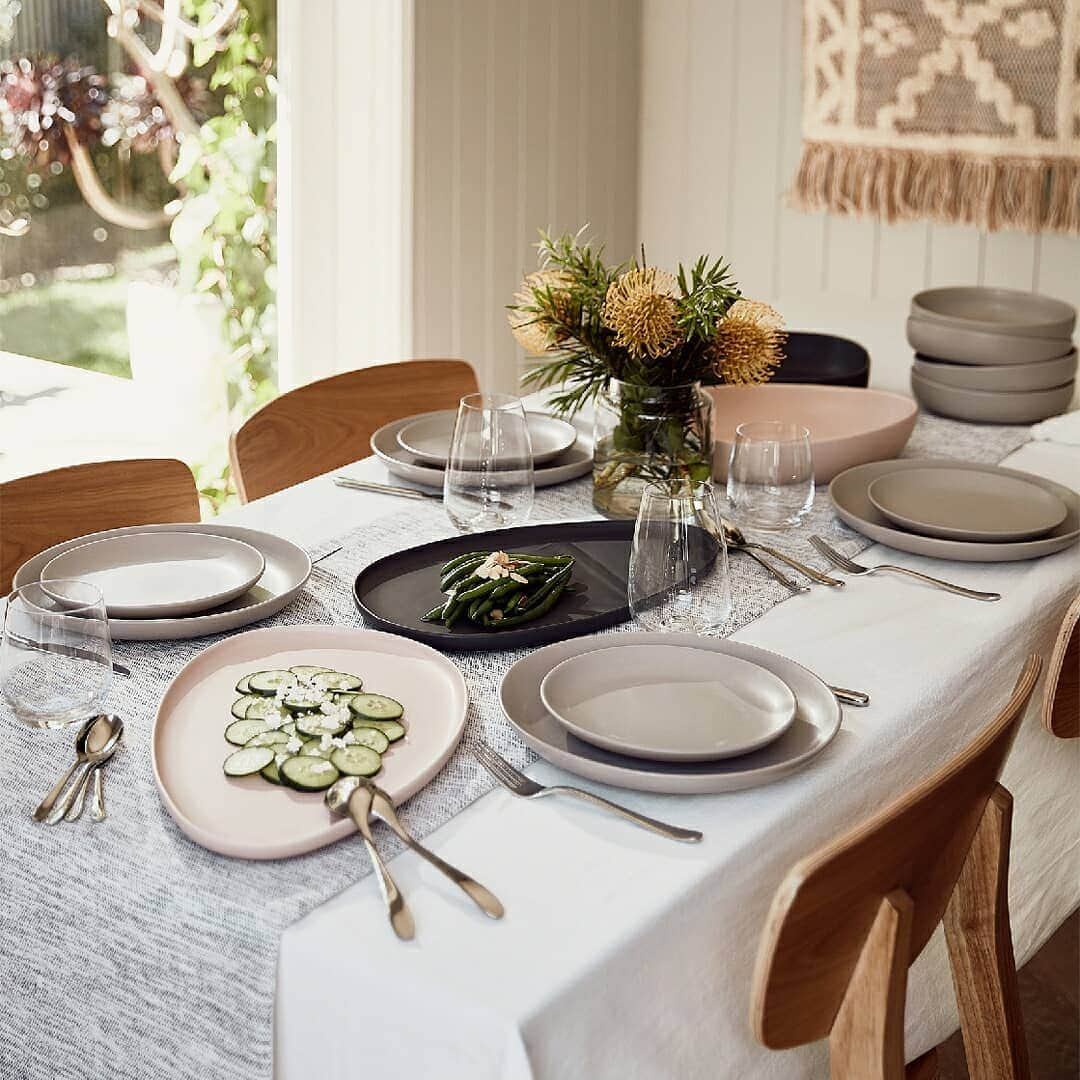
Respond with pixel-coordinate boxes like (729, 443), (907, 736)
(488, 582), (568, 627)
(522, 562), (574, 609)
(439, 550), (489, 575)
(505, 553), (573, 567)
(420, 603), (446, 623)
(477, 583), (526, 620)
(439, 556), (488, 592)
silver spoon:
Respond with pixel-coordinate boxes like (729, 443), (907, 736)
(63, 723), (123, 822)
(357, 776), (504, 919)
(719, 519), (845, 588)
(33, 714), (123, 823)
(326, 778), (415, 940)
(91, 764), (107, 821)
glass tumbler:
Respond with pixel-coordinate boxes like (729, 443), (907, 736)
(444, 393), (535, 532)
(726, 420), (815, 530)
(1, 580), (113, 729)
(628, 480), (731, 634)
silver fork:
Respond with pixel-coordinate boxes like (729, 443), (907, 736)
(809, 536), (1001, 602)
(475, 742), (702, 843)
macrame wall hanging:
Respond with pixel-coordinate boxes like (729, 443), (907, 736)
(791, 0), (1080, 235)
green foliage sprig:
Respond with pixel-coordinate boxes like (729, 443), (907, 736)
(512, 229), (747, 417)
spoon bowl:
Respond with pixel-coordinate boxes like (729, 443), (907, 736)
(33, 714), (124, 822)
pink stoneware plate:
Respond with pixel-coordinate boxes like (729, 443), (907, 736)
(152, 624), (468, 859)
(707, 384), (917, 482)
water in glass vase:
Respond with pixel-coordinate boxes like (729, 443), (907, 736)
(591, 380), (714, 518)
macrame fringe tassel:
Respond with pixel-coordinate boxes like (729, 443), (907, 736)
(790, 141), (1080, 236)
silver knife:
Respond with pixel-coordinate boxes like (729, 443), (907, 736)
(334, 476), (515, 511)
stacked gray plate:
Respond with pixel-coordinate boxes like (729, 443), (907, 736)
(906, 287), (1077, 423)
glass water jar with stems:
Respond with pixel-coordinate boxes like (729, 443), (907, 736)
(592, 380), (714, 519)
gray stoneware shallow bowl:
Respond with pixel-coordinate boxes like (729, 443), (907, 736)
(912, 348), (1078, 393)
(906, 316), (1074, 366)
(910, 286), (1076, 340)
(910, 369), (1075, 424)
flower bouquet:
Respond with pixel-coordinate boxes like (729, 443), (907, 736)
(508, 229), (786, 516)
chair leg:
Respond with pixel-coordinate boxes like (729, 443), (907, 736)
(906, 1047), (939, 1079)
(944, 784), (1031, 1080)
(829, 890), (913, 1080)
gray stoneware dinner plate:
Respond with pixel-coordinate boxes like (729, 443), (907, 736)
(42, 531), (267, 618)
(538, 643), (797, 762)
(910, 286), (1077, 340)
(396, 409), (578, 466)
(867, 467), (1069, 543)
(370, 410), (593, 489)
(14, 523), (311, 640)
(905, 317), (1073, 366)
(830, 459), (1080, 562)
(499, 632), (841, 794)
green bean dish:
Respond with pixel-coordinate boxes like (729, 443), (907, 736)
(421, 550), (575, 630)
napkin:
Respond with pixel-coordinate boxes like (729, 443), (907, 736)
(1031, 408), (1080, 447)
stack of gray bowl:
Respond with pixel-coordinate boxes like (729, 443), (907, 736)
(906, 287), (1077, 423)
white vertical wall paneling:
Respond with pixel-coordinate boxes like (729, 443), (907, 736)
(411, 0), (640, 392)
(636, 0), (1080, 396)
(727, 0), (785, 299)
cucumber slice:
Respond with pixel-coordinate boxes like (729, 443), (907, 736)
(347, 693), (404, 721)
(352, 718), (405, 742)
(232, 694), (262, 720)
(223, 746), (275, 776)
(260, 758), (284, 785)
(330, 745), (382, 777)
(235, 675), (253, 694)
(295, 713), (347, 738)
(349, 727), (389, 754)
(225, 718), (268, 746)
(245, 698), (292, 723)
(281, 686), (326, 712)
(245, 730), (290, 748)
(281, 721), (298, 738)
(289, 664), (336, 679)
(299, 738), (334, 759)
(280, 755), (340, 791)
(247, 669), (297, 695)
(311, 671), (363, 692)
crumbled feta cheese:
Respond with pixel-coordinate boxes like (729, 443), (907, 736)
(274, 753), (287, 765)
(319, 733), (333, 752)
(342, 731), (356, 745)
(263, 713), (284, 730)
(330, 736), (347, 749)
(285, 735), (303, 754)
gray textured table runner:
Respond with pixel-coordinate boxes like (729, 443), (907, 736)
(0, 413), (1032, 1080)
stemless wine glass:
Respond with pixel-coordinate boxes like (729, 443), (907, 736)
(444, 392), (535, 532)
(1, 580), (113, 729)
(726, 420), (815, 530)
(628, 480), (731, 634)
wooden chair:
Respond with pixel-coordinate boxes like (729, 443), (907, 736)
(228, 359), (479, 503)
(751, 655), (1042, 1080)
(1042, 591), (1079, 739)
(0, 458), (200, 593)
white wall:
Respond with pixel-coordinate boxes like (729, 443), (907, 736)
(411, 0), (642, 392)
(637, 0), (1080, 398)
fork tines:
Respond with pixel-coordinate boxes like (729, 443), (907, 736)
(475, 741), (527, 791)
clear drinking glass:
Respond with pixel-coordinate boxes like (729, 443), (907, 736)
(628, 480), (731, 634)
(444, 393), (535, 532)
(726, 420), (815, 530)
(1, 580), (113, 729)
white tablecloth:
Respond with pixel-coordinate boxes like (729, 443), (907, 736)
(214, 431), (1080, 1079)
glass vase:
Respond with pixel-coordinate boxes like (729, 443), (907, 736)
(592, 380), (714, 518)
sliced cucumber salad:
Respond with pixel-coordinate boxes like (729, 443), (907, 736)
(221, 664), (405, 791)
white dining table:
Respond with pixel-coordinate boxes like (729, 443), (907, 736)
(213, 418), (1080, 1079)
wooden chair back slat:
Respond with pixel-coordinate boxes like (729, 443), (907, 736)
(0, 458), (200, 593)
(1043, 592), (1079, 739)
(228, 359), (479, 503)
(751, 655), (1042, 1051)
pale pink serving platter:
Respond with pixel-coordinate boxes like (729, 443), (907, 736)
(152, 624), (468, 859)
